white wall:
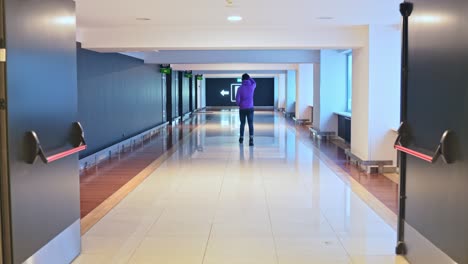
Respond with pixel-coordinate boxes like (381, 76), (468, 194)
(80, 26), (370, 51)
(313, 63), (321, 127)
(200, 78), (206, 108)
(351, 25), (401, 164)
(368, 25), (401, 163)
(351, 44), (370, 160)
(318, 50), (347, 132)
(286, 70), (297, 113)
(143, 50), (321, 64)
(278, 74), (286, 110)
(295, 64), (315, 120)
(196, 79), (202, 109)
(172, 64), (297, 71)
(274, 76), (279, 109)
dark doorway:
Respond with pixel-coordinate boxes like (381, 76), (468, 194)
(189, 77), (193, 112)
(165, 73), (172, 123)
(178, 72), (183, 118)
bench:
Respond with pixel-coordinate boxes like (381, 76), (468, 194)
(309, 127), (335, 141)
(344, 149), (393, 174)
(293, 117), (311, 125)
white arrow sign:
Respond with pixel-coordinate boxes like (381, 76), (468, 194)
(220, 90), (230, 96)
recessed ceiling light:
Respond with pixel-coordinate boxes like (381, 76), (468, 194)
(136, 17), (151, 21)
(227, 16), (243, 22)
(317, 16), (334, 20)
(53, 16), (76, 25)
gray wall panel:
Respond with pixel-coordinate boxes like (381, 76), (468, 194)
(182, 76), (190, 114)
(77, 44), (164, 157)
(405, 0), (468, 263)
(4, 0), (79, 262)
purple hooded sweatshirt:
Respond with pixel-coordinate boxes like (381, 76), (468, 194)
(236, 78), (256, 109)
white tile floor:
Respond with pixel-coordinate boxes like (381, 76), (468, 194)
(74, 112), (409, 264)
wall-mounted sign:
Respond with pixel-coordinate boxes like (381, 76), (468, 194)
(160, 68), (172, 74)
(184, 70), (193, 78)
(220, 90), (230, 96)
(205, 78), (274, 107)
(237, 78), (242, 83)
(196, 75), (204, 81)
(160, 64), (171, 74)
(230, 83), (241, 102)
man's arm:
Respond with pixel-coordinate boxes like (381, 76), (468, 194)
(236, 87), (241, 106)
(250, 78), (256, 90)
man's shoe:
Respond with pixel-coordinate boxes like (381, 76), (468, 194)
(249, 139), (254, 146)
(239, 137), (244, 144)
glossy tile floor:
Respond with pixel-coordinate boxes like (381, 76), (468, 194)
(80, 120), (198, 218)
(74, 111), (409, 264)
(291, 124), (399, 214)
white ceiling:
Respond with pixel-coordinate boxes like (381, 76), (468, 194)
(121, 50), (320, 64)
(76, 0), (401, 28)
(76, 0), (401, 60)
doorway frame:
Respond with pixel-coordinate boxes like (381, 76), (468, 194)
(0, 0), (12, 262)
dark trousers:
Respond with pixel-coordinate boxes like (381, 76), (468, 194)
(239, 108), (254, 137)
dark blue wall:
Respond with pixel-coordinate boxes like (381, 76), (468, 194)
(205, 78), (274, 107)
(77, 44), (164, 157)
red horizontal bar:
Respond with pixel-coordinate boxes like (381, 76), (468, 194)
(46, 145), (87, 163)
(394, 145), (433, 163)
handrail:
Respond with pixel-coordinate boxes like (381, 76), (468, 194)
(394, 145), (433, 163)
(393, 122), (455, 164)
(26, 122), (87, 164)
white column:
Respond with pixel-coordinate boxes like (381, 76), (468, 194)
(295, 64), (315, 120)
(200, 78), (206, 108)
(315, 50), (347, 132)
(196, 79), (201, 110)
(277, 74), (286, 110)
(285, 70), (296, 114)
(351, 25), (401, 164)
(274, 75), (279, 109)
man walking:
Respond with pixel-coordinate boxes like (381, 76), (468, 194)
(236, 73), (256, 146)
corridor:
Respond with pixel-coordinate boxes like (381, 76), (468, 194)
(74, 111), (407, 264)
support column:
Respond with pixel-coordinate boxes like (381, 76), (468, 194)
(277, 74), (286, 111)
(285, 70), (296, 115)
(351, 25), (401, 167)
(200, 78), (206, 108)
(295, 64), (315, 121)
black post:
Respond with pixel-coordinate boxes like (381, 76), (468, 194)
(396, 1), (413, 255)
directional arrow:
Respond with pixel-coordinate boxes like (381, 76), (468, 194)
(220, 90), (230, 96)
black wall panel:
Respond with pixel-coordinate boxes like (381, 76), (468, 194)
(182, 75), (190, 114)
(77, 44), (164, 157)
(205, 78), (274, 107)
(3, 1), (79, 262)
(405, 0), (468, 263)
(337, 115), (351, 144)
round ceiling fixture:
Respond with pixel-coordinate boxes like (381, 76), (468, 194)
(136, 17), (151, 21)
(227, 16), (242, 22)
(317, 16), (334, 20)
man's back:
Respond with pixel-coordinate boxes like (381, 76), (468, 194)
(236, 78), (256, 109)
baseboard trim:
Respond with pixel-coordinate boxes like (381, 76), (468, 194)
(345, 149), (395, 174)
(24, 219), (80, 264)
(309, 127), (335, 141)
(79, 122), (169, 171)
